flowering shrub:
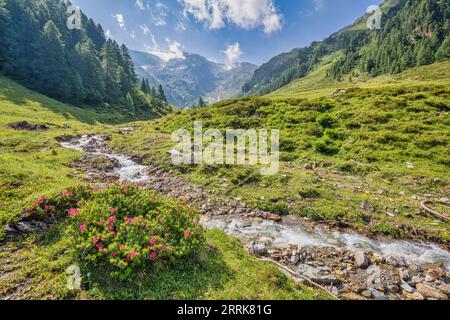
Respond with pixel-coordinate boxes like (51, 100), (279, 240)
(67, 183), (204, 279)
(22, 184), (93, 222)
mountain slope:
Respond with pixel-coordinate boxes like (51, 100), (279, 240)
(243, 0), (450, 96)
(131, 50), (257, 108)
(0, 0), (168, 117)
(110, 60), (450, 242)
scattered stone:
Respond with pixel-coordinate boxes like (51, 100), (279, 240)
(256, 237), (273, 246)
(399, 269), (411, 281)
(406, 162), (414, 169)
(340, 293), (367, 300)
(416, 283), (447, 300)
(354, 251), (369, 269)
(424, 274), (435, 282)
(437, 283), (450, 296)
(402, 291), (424, 301)
(361, 201), (375, 213)
(440, 197), (450, 204)
(7, 121), (49, 131)
(296, 264), (340, 286)
(253, 244), (268, 256)
(401, 282), (415, 294)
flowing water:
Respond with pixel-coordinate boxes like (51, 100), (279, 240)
(61, 135), (450, 271)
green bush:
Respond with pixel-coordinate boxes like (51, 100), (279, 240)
(316, 114), (334, 128)
(67, 183), (204, 279)
(314, 138), (340, 155)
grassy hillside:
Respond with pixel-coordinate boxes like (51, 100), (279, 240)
(0, 76), (326, 300)
(270, 55), (450, 99)
(111, 61), (450, 242)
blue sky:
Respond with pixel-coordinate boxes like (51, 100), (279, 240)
(71, 0), (380, 65)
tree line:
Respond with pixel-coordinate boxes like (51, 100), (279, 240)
(0, 0), (170, 116)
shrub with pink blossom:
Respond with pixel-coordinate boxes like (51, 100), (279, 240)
(67, 183), (204, 279)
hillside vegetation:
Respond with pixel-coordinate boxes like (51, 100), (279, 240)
(111, 60), (450, 242)
(243, 0), (449, 96)
(0, 0), (171, 116)
(0, 76), (326, 300)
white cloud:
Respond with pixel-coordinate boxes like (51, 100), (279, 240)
(146, 36), (186, 62)
(113, 14), (126, 29)
(140, 24), (151, 35)
(130, 31), (136, 39)
(180, 0), (282, 34)
(223, 42), (242, 69)
(152, 1), (169, 27)
(175, 20), (187, 32)
(135, 0), (146, 10)
(313, 0), (324, 11)
(105, 29), (112, 38)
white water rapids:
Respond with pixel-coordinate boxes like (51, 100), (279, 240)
(61, 135), (450, 271)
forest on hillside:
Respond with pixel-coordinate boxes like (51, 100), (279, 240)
(243, 0), (450, 96)
(0, 0), (169, 116)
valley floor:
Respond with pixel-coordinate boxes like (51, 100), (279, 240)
(0, 59), (449, 300)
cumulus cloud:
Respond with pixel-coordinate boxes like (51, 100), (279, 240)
(146, 35), (186, 62)
(113, 14), (126, 29)
(223, 42), (242, 69)
(180, 0), (282, 34)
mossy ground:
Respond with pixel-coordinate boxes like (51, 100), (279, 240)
(0, 76), (329, 300)
(110, 60), (450, 242)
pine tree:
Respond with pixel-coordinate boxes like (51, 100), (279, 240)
(198, 97), (206, 108)
(157, 84), (167, 103)
(100, 40), (120, 102)
(0, 0), (10, 72)
(75, 38), (105, 103)
(140, 78), (148, 93)
(435, 35), (450, 61)
(35, 20), (68, 99)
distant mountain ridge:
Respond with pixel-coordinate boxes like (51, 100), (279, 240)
(130, 50), (257, 108)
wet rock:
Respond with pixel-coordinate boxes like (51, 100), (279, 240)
(296, 264), (340, 286)
(386, 256), (407, 267)
(340, 292), (367, 300)
(424, 274), (435, 282)
(437, 283), (450, 296)
(399, 269), (411, 281)
(371, 290), (387, 300)
(253, 244), (268, 256)
(256, 237), (273, 247)
(291, 252), (300, 265)
(416, 283), (447, 300)
(361, 201), (375, 212)
(402, 291), (424, 301)
(400, 282), (415, 294)
(354, 251), (369, 269)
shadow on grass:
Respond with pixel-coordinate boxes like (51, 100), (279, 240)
(31, 224), (231, 300)
(0, 77), (161, 125)
(83, 246), (231, 300)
